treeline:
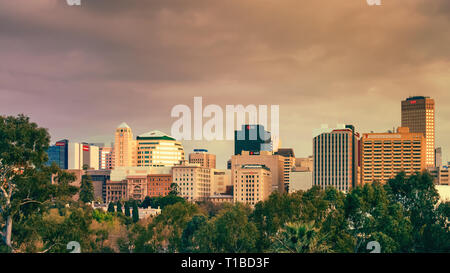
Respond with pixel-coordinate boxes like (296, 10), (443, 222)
(121, 172), (449, 253)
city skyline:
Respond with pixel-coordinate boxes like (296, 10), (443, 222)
(1, 0), (449, 168)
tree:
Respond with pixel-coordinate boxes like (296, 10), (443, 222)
(116, 201), (123, 214)
(124, 202), (131, 217)
(169, 183), (180, 196)
(79, 172), (94, 204)
(270, 222), (331, 253)
(107, 202), (115, 213)
(0, 115), (51, 251)
(132, 202), (139, 223)
(196, 203), (258, 253)
(385, 172), (449, 252)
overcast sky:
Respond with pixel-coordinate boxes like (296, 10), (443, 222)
(1, 0), (449, 168)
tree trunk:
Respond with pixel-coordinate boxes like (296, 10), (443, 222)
(5, 215), (12, 249)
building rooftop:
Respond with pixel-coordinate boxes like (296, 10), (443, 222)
(137, 130), (176, 141)
(117, 122), (130, 129)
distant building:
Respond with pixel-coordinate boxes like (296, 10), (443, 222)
(210, 169), (232, 196)
(47, 139), (69, 169)
(207, 195), (234, 204)
(435, 147), (442, 168)
(313, 125), (359, 192)
(289, 171), (313, 193)
(361, 127), (426, 184)
(172, 163), (212, 202)
(275, 148), (296, 192)
(401, 96), (435, 167)
(230, 151), (285, 194)
(234, 164), (272, 205)
(99, 147), (114, 170)
(147, 174), (172, 197)
(114, 122), (137, 168)
(136, 130), (185, 167)
(189, 149), (216, 168)
(47, 140), (99, 170)
(86, 169), (111, 203)
(295, 156), (313, 172)
(234, 124), (272, 155)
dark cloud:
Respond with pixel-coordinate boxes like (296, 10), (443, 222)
(0, 0), (450, 167)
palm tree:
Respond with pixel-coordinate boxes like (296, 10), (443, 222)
(270, 222), (331, 253)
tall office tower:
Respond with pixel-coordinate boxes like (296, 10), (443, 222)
(435, 147), (443, 168)
(361, 127), (426, 185)
(234, 124), (272, 155)
(114, 122), (136, 168)
(233, 164), (272, 206)
(313, 125), (359, 192)
(230, 151), (285, 193)
(189, 149), (216, 168)
(401, 96), (435, 167)
(99, 147), (114, 170)
(136, 130), (184, 167)
(47, 139), (69, 169)
(274, 148), (296, 192)
(172, 163), (212, 202)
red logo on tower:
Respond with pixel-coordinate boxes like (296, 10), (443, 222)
(83, 145), (90, 152)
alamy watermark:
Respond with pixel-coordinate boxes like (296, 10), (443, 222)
(367, 0), (382, 5)
(66, 0), (81, 6)
(170, 97), (279, 142)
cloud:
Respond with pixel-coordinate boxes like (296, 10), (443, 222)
(0, 0), (449, 167)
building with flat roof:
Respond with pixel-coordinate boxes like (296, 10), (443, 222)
(234, 164), (272, 205)
(172, 163), (212, 202)
(147, 174), (172, 197)
(189, 149), (216, 168)
(401, 96), (435, 167)
(361, 127), (426, 185)
(313, 125), (359, 192)
(230, 151), (285, 194)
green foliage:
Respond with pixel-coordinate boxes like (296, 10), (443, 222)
(92, 209), (113, 223)
(116, 201), (123, 214)
(269, 222), (331, 253)
(79, 173), (94, 203)
(107, 202), (115, 213)
(132, 202), (139, 223)
(124, 202), (131, 217)
(141, 194), (185, 210)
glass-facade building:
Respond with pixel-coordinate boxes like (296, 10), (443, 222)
(234, 124), (272, 155)
(46, 139), (69, 169)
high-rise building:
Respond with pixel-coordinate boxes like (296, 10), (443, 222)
(189, 149), (216, 168)
(435, 147), (443, 168)
(234, 164), (272, 205)
(230, 151), (285, 193)
(361, 127), (426, 185)
(47, 139), (69, 169)
(172, 163), (212, 202)
(234, 124), (272, 155)
(313, 125), (359, 192)
(114, 122), (137, 168)
(47, 140), (99, 170)
(274, 148), (296, 192)
(136, 130), (184, 167)
(401, 96), (435, 167)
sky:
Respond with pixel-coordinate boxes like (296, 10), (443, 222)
(0, 0), (449, 168)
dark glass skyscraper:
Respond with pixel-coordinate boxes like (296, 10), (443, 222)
(234, 124), (272, 155)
